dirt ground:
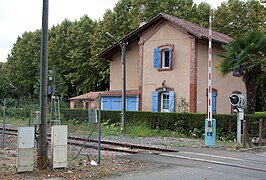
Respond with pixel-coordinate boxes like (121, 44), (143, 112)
(0, 135), (151, 180)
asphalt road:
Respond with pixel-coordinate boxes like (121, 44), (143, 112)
(100, 147), (266, 180)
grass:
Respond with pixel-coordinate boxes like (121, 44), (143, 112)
(255, 111), (266, 115)
(1, 117), (241, 149)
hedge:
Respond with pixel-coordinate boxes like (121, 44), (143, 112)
(60, 108), (266, 137)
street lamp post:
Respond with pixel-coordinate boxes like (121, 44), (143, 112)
(105, 32), (127, 131)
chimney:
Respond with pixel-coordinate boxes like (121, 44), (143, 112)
(139, 18), (146, 27)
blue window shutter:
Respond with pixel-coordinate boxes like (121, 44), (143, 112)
(154, 48), (160, 68)
(169, 91), (175, 112)
(152, 91), (159, 112)
(212, 93), (216, 113)
(168, 48), (171, 68)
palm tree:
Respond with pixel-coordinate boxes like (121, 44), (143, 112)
(219, 30), (266, 114)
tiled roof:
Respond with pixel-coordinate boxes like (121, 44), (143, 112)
(69, 91), (106, 100)
(69, 90), (139, 100)
(99, 12), (232, 60)
(160, 13), (232, 44)
(102, 89), (139, 97)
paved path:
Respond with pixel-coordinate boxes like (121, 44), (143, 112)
(100, 147), (266, 180)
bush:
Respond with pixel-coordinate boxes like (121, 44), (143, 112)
(60, 108), (266, 138)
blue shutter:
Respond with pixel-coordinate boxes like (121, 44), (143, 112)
(152, 91), (159, 112)
(212, 93), (216, 113)
(168, 48), (172, 68)
(154, 48), (160, 68)
(169, 91), (175, 112)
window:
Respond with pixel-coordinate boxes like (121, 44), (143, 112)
(152, 90), (174, 112)
(161, 92), (170, 112)
(162, 49), (170, 68)
(153, 44), (174, 70)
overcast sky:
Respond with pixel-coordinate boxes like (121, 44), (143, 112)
(0, 0), (226, 62)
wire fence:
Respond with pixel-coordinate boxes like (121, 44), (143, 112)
(1, 98), (266, 148)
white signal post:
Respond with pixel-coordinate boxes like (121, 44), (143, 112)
(207, 10), (213, 134)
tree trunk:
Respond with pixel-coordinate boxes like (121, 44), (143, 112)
(243, 73), (257, 114)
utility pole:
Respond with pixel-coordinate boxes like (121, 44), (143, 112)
(39, 0), (49, 169)
(121, 42), (126, 131)
(105, 32), (127, 131)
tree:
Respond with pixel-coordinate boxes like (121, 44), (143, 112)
(0, 62), (8, 98)
(219, 31), (266, 113)
(6, 31), (41, 99)
(213, 0), (266, 38)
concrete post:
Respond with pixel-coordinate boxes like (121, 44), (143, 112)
(243, 120), (246, 148)
(259, 119), (262, 146)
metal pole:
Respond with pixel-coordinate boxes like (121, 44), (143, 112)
(50, 67), (55, 126)
(243, 120), (246, 148)
(121, 42), (126, 132)
(2, 98), (6, 149)
(39, 0), (49, 169)
(98, 93), (102, 164)
(237, 108), (244, 145)
(259, 119), (262, 146)
(207, 10), (213, 133)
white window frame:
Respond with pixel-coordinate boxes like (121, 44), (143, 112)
(162, 49), (170, 69)
(161, 92), (170, 112)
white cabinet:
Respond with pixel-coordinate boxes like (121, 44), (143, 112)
(17, 127), (35, 173)
(51, 125), (68, 168)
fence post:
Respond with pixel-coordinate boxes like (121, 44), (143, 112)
(2, 98), (6, 149)
(259, 119), (262, 146)
(243, 120), (246, 148)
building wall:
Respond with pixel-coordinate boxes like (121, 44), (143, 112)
(108, 22), (246, 114)
(110, 41), (139, 90)
(196, 39), (246, 114)
(141, 22), (191, 112)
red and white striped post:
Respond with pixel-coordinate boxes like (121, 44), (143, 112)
(207, 10), (213, 134)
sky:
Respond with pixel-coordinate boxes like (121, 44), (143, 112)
(0, 0), (226, 63)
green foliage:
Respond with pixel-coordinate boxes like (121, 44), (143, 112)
(6, 31), (41, 99)
(0, 63), (8, 98)
(213, 0), (266, 38)
(60, 109), (266, 139)
(177, 97), (189, 113)
(219, 30), (266, 113)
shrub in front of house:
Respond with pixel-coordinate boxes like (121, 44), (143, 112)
(60, 108), (265, 139)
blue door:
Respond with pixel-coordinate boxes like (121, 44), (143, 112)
(102, 97), (111, 110)
(126, 97), (138, 111)
(102, 96), (138, 111)
(212, 93), (217, 114)
(112, 97), (122, 111)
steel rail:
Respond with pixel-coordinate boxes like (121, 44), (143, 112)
(2, 127), (266, 172)
(1, 127), (178, 153)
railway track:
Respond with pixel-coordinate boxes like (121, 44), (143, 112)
(0, 127), (178, 154)
(2, 127), (266, 173)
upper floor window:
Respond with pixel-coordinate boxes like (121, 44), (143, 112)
(162, 49), (170, 68)
(153, 44), (174, 70)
